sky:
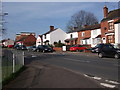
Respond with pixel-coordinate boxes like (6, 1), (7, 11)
(1, 2), (118, 40)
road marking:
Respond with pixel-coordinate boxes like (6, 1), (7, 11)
(84, 74), (101, 80)
(105, 80), (120, 85)
(93, 77), (102, 80)
(100, 83), (116, 88)
(32, 55), (37, 57)
(63, 58), (90, 63)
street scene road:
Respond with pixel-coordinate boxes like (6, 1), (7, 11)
(21, 51), (119, 88)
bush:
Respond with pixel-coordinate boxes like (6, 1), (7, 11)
(54, 40), (65, 47)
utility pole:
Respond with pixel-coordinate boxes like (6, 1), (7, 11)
(0, 0), (8, 38)
(0, 0), (8, 90)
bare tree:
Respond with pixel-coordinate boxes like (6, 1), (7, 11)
(66, 10), (98, 32)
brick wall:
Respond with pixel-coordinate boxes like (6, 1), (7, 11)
(53, 47), (62, 51)
(101, 18), (120, 43)
(78, 30), (91, 45)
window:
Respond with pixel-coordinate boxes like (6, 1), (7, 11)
(85, 40), (87, 45)
(70, 34), (73, 38)
(82, 32), (85, 37)
(108, 35), (113, 43)
(44, 34), (46, 39)
(75, 39), (77, 44)
(108, 22), (114, 30)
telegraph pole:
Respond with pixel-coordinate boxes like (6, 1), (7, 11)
(0, 0), (8, 90)
(0, 0), (8, 38)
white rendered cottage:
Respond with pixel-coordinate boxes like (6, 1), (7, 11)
(114, 19), (120, 48)
(65, 31), (78, 45)
(91, 24), (101, 47)
(36, 26), (67, 46)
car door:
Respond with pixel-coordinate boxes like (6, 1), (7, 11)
(108, 45), (116, 56)
(78, 45), (82, 50)
(38, 45), (43, 51)
(102, 45), (115, 56)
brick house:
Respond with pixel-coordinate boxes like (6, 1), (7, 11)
(15, 32), (36, 46)
(77, 24), (100, 47)
(101, 5), (120, 44)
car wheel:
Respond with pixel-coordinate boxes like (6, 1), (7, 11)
(37, 49), (39, 52)
(43, 50), (45, 53)
(76, 49), (79, 52)
(114, 54), (119, 59)
(98, 53), (103, 58)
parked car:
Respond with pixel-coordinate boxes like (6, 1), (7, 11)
(94, 44), (120, 59)
(8, 45), (14, 48)
(27, 46), (36, 51)
(91, 44), (103, 53)
(14, 45), (27, 50)
(69, 45), (87, 52)
(35, 45), (53, 52)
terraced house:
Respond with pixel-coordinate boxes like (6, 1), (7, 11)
(101, 5), (120, 45)
(65, 27), (78, 45)
(77, 24), (101, 48)
(76, 6), (120, 48)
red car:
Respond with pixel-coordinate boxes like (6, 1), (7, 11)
(70, 45), (87, 52)
(8, 45), (14, 48)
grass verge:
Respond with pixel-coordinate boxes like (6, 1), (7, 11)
(2, 66), (27, 86)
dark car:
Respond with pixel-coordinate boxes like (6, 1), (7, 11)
(35, 45), (53, 53)
(91, 44), (103, 53)
(27, 46), (36, 51)
(95, 44), (120, 59)
(14, 45), (27, 50)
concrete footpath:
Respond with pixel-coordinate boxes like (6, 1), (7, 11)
(3, 61), (103, 88)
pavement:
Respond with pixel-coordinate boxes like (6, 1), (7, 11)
(3, 60), (103, 88)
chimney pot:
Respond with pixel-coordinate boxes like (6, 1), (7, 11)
(103, 5), (108, 18)
(50, 26), (54, 31)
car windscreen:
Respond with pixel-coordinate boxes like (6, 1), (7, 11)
(42, 45), (50, 48)
(104, 45), (114, 49)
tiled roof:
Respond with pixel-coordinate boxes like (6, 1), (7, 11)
(114, 19), (120, 24)
(77, 24), (100, 32)
(20, 32), (35, 34)
(42, 28), (58, 35)
(16, 35), (28, 42)
(101, 9), (120, 22)
(67, 30), (79, 33)
(65, 38), (77, 42)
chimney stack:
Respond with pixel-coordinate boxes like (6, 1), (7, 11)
(50, 26), (54, 31)
(103, 5), (108, 18)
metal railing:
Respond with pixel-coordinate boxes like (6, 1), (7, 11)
(2, 49), (24, 81)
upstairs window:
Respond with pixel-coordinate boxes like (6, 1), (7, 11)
(82, 32), (85, 37)
(70, 34), (73, 38)
(44, 34), (46, 39)
(108, 22), (114, 30)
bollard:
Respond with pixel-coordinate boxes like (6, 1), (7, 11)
(22, 51), (24, 66)
(13, 54), (15, 73)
